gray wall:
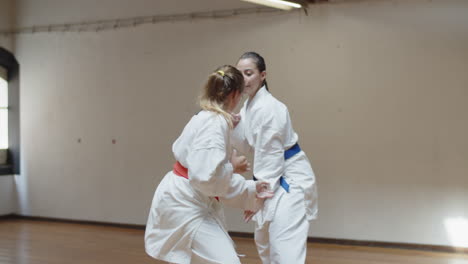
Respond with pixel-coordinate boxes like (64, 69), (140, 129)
(0, 0), (16, 216)
(7, 0), (468, 247)
(0, 0), (14, 51)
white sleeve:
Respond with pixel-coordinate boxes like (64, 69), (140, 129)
(187, 146), (234, 197)
(220, 176), (258, 211)
(186, 116), (256, 204)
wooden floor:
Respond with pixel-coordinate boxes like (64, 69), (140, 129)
(1, 219), (467, 264)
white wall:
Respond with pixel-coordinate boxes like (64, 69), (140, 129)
(0, 176), (16, 215)
(12, 0), (468, 247)
(0, 0), (17, 216)
(0, 0), (14, 51)
(14, 0), (256, 27)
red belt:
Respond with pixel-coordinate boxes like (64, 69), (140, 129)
(173, 161), (219, 201)
(173, 161), (189, 179)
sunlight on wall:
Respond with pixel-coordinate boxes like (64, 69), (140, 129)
(0, 76), (8, 150)
(444, 217), (468, 248)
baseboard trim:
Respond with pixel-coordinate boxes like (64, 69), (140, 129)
(4, 214), (467, 254)
(307, 237), (468, 254)
(0, 213), (16, 219)
(225, 232), (468, 254)
(8, 214), (145, 230)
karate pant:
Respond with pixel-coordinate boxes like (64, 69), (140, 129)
(255, 185), (310, 264)
(191, 216), (241, 264)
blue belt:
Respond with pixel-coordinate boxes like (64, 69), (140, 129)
(253, 143), (301, 193)
(284, 142), (301, 160)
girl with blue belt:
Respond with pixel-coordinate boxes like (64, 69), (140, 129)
(233, 52), (318, 264)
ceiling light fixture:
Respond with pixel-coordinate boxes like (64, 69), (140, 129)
(241, 0), (302, 11)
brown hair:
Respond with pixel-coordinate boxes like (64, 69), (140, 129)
(199, 65), (244, 128)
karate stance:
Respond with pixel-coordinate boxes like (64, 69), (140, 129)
(145, 65), (273, 264)
(233, 52), (318, 264)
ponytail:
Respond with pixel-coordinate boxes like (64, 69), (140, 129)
(199, 65), (244, 128)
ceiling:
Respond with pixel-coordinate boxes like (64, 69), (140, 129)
(13, 0), (334, 29)
(15, 0), (262, 27)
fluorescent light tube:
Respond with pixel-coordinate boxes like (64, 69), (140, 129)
(241, 0), (302, 10)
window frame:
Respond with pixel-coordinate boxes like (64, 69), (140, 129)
(0, 47), (20, 176)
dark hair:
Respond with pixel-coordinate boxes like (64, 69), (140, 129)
(200, 65), (244, 127)
(238, 51), (269, 91)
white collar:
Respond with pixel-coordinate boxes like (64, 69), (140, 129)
(247, 85), (268, 108)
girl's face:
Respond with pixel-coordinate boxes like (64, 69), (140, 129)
(236, 58), (266, 98)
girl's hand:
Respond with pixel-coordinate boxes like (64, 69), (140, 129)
(244, 182), (274, 223)
(230, 113), (241, 128)
(231, 149), (250, 174)
(243, 210), (256, 223)
(255, 181), (273, 199)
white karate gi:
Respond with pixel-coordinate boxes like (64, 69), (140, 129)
(145, 110), (259, 264)
(232, 86), (318, 264)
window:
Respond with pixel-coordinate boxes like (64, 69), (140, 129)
(0, 67), (8, 150)
(0, 47), (19, 175)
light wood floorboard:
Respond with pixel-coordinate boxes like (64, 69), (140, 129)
(1, 219), (467, 264)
